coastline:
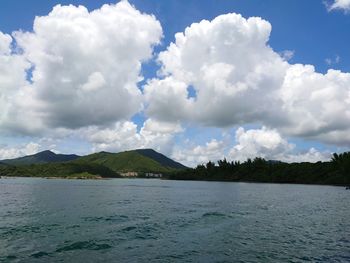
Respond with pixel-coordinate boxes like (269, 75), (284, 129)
(1, 175), (348, 188)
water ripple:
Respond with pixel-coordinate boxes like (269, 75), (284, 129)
(56, 240), (112, 252)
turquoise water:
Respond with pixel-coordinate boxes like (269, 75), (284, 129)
(0, 178), (349, 262)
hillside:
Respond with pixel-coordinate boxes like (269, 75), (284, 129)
(168, 153), (350, 186)
(0, 149), (187, 178)
(0, 162), (120, 178)
(135, 149), (187, 169)
(1, 150), (80, 166)
(74, 149), (186, 173)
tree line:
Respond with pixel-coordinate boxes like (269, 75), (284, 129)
(167, 152), (350, 186)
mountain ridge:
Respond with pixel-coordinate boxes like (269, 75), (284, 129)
(0, 149), (187, 177)
(1, 150), (80, 166)
(74, 149), (187, 173)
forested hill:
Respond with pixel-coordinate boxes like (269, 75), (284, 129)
(167, 152), (350, 186)
(0, 149), (187, 178)
(74, 149), (187, 173)
(1, 150), (80, 165)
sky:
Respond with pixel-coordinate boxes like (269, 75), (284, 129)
(0, 0), (350, 166)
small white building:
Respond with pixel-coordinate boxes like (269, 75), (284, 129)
(120, 171), (138, 177)
(145, 173), (162, 178)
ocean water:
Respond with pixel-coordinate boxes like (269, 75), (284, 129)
(0, 178), (349, 263)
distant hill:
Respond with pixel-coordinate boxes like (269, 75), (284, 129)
(0, 149), (186, 178)
(1, 150), (80, 166)
(0, 162), (119, 178)
(74, 149), (187, 173)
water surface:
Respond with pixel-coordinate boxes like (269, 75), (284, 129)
(0, 178), (349, 262)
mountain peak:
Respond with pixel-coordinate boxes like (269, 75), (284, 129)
(35, 150), (56, 157)
(1, 150), (80, 165)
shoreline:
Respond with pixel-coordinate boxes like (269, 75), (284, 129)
(1, 175), (348, 188)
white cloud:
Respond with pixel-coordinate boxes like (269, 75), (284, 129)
(173, 127), (330, 167)
(327, 0), (350, 12)
(280, 50), (295, 61)
(325, 54), (340, 65)
(229, 127), (293, 162)
(144, 12), (350, 146)
(0, 32), (12, 54)
(229, 127), (330, 163)
(172, 139), (226, 167)
(279, 65), (350, 144)
(0, 32), (32, 134)
(0, 142), (40, 160)
(1, 1), (162, 134)
(146, 13), (287, 126)
(82, 119), (182, 155)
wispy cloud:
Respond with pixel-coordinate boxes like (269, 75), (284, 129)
(326, 0), (350, 13)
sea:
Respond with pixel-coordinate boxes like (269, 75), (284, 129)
(0, 178), (349, 262)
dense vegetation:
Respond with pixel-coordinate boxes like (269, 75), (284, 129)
(2, 148), (350, 186)
(74, 150), (182, 173)
(167, 152), (350, 186)
(0, 149), (185, 178)
(0, 162), (120, 179)
(1, 150), (79, 165)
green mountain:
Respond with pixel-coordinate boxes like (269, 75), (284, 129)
(0, 149), (186, 178)
(0, 162), (119, 179)
(135, 149), (187, 169)
(74, 149), (187, 173)
(1, 150), (80, 166)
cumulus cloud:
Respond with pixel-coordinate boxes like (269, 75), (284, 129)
(82, 119), (182, 155)
(145, 13), (287, 126)
(144, 12), (350, 146)
(279, 65), (350, 144)
(280, 50), (295, 61)
(174, 127), (331, 167)
(229, 127), (330, 163)
(172, 139), (226, 167)
(0, 32), (32, 133)
(229, 127), (293, 162)
(327, 0), (350, 12)
(1, 1), (162, 134)
(0, 142), (40, 159)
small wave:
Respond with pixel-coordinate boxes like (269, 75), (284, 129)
(121, 226), (137, 232)
(30, 251), (50, 258)
(202, 212), (227, 218)
(123, 184), (172, 189)
(1, 224), (59, 237)
(83, 214), (129, 223)
(66, 224), (80, 229)
(119, 225), (158, 240)
(56, 240), (112, 252)
(4, 255), (17, 261)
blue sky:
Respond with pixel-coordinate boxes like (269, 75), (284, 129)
(0, 0), (349, 165)
(1, 0), (349, 73)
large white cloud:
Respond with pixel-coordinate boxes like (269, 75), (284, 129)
(1, 1), (162, 134)
(82, 118), (182, 155)
(173, 127), (330, 167)
(279, 65), (350, 143)
(327, 0), (350, 12)
(145, 13), (287, 126)
(229, 127), (330, 163)
(172, 139), (226, 167)
(0, 32), (32, 133)
(144, 12), (350, 146)
(0, 142), (40, 160)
